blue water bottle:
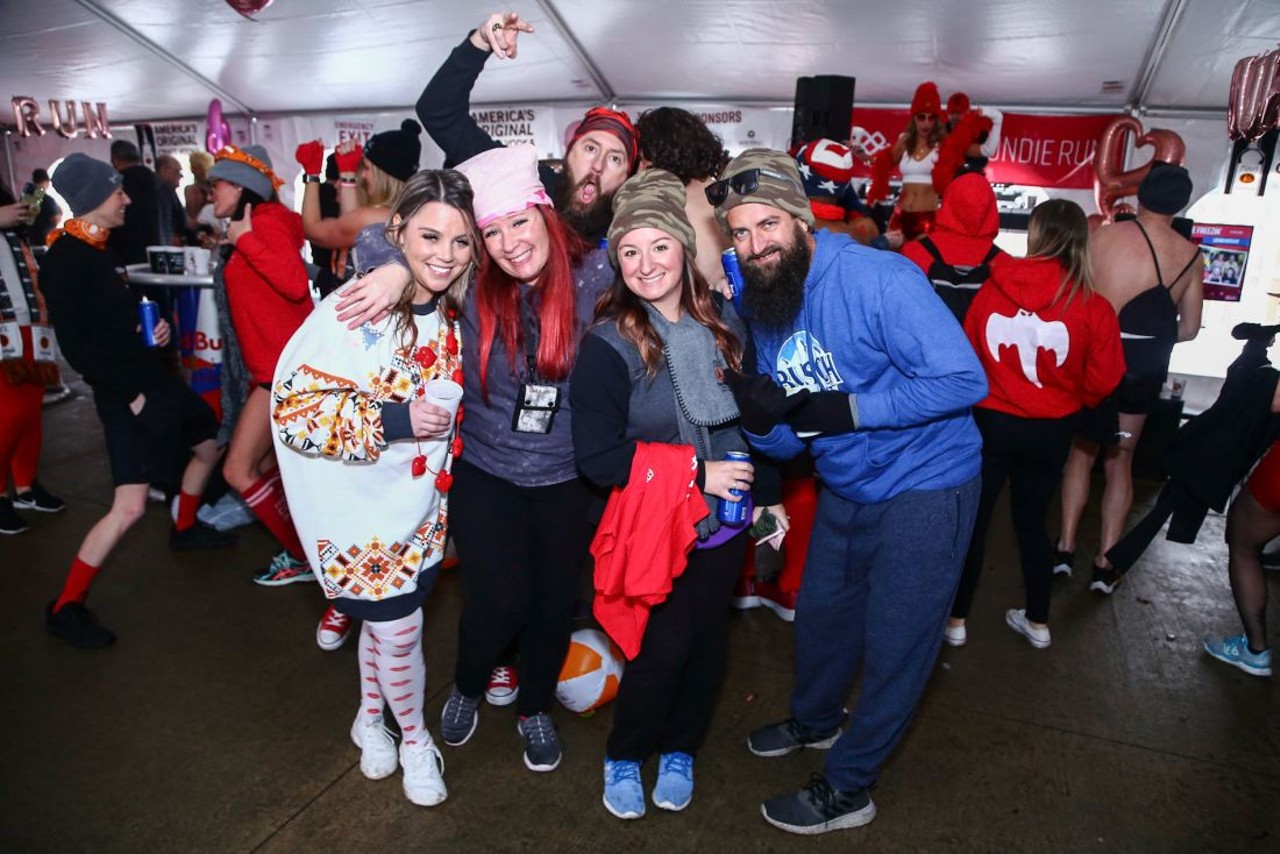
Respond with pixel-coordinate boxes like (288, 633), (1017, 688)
(717, 450), (751, 527)
(721, 247), (747, 315)
(138, 297), (161, 347)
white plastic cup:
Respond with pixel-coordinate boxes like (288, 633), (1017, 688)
(422, 378), (463, 421)
(185, 247), (211, 275)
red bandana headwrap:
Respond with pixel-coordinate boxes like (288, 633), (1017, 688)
(567, 107), (639, 173)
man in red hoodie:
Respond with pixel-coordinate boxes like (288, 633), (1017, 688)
(901, 171), (1003, 324)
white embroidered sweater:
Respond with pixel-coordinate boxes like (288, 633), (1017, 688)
(271, 295), (461, 604)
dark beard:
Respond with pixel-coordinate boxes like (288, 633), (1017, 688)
(741, 231), (812, 331)
(553, 171), (615, 242)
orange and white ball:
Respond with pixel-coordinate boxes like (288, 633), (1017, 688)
(555, 628), (625, 713)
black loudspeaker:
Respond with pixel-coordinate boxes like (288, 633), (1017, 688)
(791, 75), (856, 148)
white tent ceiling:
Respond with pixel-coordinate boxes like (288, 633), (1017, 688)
(2, 0), (1276, 124)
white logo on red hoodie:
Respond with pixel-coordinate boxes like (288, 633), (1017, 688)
(984, 310), (1069, 388)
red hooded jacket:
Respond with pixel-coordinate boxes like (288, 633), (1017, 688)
(964, 253), (1125, 419)
(901, 172), (1000, 273)
(223, 201), (311, 384)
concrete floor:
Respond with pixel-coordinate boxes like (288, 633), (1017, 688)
(3, 376), (1278, 853)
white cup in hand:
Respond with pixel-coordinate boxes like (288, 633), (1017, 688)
(422, 379), (463, 421)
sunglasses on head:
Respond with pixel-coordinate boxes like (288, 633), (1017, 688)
(705, 167), (800, 206)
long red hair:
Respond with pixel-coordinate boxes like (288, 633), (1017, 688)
(475, 206), (589, 399)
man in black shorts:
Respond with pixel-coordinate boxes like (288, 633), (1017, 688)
(40, 154), (232, 650)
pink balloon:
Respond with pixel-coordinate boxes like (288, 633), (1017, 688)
(1092, 116), (1186, 221)
(206, 99), (231, 153)
(225, 0), (274, 19)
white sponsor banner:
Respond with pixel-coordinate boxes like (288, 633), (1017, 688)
(152, 122), (202, 155)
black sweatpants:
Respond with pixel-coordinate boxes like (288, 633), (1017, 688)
(951, 407), (1075, 625)
(606, 531), (749, 762)
(449, 458), (592, 717)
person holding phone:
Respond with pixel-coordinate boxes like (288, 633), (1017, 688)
(208, 145), (313, 586)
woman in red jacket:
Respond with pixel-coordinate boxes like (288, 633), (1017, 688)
(947, 200), (1125, 649)
(208, 145), (313, 581)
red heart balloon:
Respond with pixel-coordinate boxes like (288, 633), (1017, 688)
(226, 0), (274, 19)
(1092, 116), (1186, 221)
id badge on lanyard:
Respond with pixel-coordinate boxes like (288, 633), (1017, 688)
(511, 292), (561, 434)
(30, 324), (56, 362)
(0, 321), (21, 360)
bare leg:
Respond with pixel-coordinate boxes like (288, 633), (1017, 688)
(1095, 413), (1147, 567)
(1058, 438), (1099, 553)
(222, 387), (277, 493)
(181, 438), (222, 498)
(77, 484), (150, 566)
(1224, 489), (1280, 650)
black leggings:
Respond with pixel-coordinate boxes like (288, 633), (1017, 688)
(449, 459), (592, 716)
(607, 532), (748, 761)
(952, 408), (1075, 625)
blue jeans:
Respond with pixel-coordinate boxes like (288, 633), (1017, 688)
(790, 476), (980, 791)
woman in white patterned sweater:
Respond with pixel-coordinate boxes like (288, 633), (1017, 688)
(271, 170), (476, 807)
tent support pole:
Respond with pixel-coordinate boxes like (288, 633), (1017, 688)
(1129, 0), (1191, 113)
(72, 0), (256, 117)
(534, 0), (615, 104)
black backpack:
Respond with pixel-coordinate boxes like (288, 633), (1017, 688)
(919, 236), (1000, 324)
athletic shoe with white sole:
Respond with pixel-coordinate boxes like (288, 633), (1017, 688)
(1203, 634), (1271, 677)
(13, 481), (65, 513)
(253, 550), (313, 586)
(350, 713), (398, 780)
(485, 665), (519, 706)
(761, 773), (876, 835)
(1005, 608), (1051, 649)
(440, 688), (480, 747)
(316, 605), (353, 651)
(748, 717), (841, 757)
(943, 623), (967, 647)
(602, 757), (645, 819)
(400, 740), (447, 806)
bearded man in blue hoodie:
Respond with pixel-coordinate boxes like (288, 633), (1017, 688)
(713, 148), (987, 836)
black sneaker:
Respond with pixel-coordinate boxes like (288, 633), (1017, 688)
(13, 481), (65, 513)
(169, 521), (237, 551)
(517, 712), (562, 772)
(0, 498), (30, 535)
(1260, 549), (1280, 570)
(761, 773), (876, 835)
(1052, 547), (1074, 578)
(747, 717), (841, 757)
(45, 601), (116, 649)
(440, 688), (480, 747)
(1088, 564), (1125, 594)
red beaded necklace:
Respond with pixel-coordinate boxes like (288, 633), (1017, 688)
(409, 307), (464, 493)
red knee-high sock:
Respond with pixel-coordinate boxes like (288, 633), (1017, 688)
(175, 491), (201, 531)
(242, 471), (304, 561)
(54, 557), (100, 612)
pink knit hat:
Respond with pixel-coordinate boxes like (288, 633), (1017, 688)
(455, 145), (552, 228)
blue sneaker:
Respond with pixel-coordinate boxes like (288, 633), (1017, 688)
(602, 757), (645, 819)
(652, 752), (694, 811)
(1203, 634), (1271, 677)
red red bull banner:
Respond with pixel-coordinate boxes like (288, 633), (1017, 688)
(849, 108), (1122, 189)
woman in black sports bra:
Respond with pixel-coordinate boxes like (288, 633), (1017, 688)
(1055, 163), (1204, 596)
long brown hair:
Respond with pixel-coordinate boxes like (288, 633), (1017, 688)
(594, 254), (743, 377)
(901, 114), (944, 158)
(1027, 198), (1093, 308)
(383, 169), (478, 352)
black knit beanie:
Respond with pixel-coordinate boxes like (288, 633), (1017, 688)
(1138, 161), (1193, 215)
(364, 119), (422, 182)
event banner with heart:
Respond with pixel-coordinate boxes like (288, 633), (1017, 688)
(850, 109), (1121, 189)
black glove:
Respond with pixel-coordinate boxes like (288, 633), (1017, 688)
(787, 391), (856, 435)
(721, 369), (809, 435)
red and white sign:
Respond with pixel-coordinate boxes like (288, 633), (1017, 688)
(849, 108), (1122, 189)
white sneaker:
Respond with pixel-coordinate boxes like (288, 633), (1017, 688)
(943, 623), (967, 647)
(1005, 609), (1051, 649)
(401, 740), (447, 806)
(350, 713), (398, 780)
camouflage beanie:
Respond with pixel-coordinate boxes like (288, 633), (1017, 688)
(606, 169), (696, 265)
(712, 148), (814, 230)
